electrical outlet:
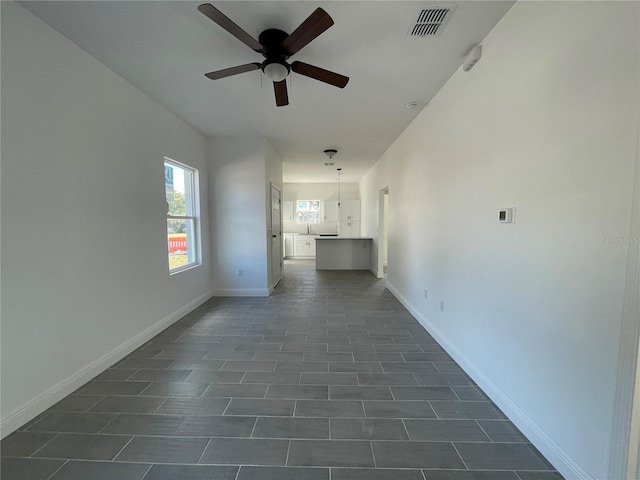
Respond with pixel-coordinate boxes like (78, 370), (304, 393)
(424, 289), (428, 299)
(440, 300), (445, 312)
(238, 269), (244, 277)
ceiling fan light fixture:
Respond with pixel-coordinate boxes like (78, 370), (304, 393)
(262, 60), (290, 82)
(324, 149), (338, 159)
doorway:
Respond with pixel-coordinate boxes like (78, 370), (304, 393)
(270, 184), (283, 288)
(377, 187), (389, 279)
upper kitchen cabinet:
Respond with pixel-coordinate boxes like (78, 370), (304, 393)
(282, 200), (293, 222)
(339, 200), (360, 222)
(324, 200), (339, 222)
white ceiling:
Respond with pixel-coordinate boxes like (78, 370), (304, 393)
(20, 1), (514, 183)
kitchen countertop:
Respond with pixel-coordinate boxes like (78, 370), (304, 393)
(283, 233), (371, 240)
(314, 236), (372, 240)
(283, 233), (339, 236)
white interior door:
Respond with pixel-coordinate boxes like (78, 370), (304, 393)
(271, 185), (283, 287)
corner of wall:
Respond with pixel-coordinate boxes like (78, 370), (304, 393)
(0, 289), (214, 439)
(384, 281), (596, 480)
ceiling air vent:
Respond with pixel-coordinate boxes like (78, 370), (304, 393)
(407, 6), (456, 37)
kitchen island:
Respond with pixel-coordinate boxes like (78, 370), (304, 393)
(315, 236), (372, 270)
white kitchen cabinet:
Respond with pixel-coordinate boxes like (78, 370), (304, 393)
(294, 235), (316, 257)
(284, 234), (295, 258)
(339, 200), (360, 222)
(323, 200), (339, 222)
(339, 221), (360, 237)
(349, 201), (361, 222)
(282, 201), (294, 222)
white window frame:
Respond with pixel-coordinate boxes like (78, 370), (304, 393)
(296, 200), (321, 224)
(165, 157), (200, 274)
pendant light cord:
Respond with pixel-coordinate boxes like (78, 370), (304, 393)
(337, 168), (342, 208)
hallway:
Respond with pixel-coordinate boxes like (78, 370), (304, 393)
(1, 262), (562, 479)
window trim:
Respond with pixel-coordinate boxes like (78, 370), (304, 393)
(295, 199), (321, 224)
(165, 157), (201, 274)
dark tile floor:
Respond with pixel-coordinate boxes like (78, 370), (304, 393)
(1, 260), (564, 480)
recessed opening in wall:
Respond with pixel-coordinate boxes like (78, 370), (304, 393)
(165, 157), (200, 273)
(296, 200), (320, 223)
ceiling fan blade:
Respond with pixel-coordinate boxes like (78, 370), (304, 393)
(198, 3), (264, 53)
(274, 80), (289, 107)
(281, 8), (334, 56)
(291, 61), (349, 88)
(205, 63), (261, 80)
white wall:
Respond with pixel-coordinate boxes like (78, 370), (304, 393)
(360, 2), (639, 479)
(283, 182), (359, 234)
(208, 137), (282, 296)
(1, 2), (214, 435)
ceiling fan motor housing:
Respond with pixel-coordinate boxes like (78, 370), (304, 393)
(259, 29), (291, 81)
(258, 29), (290, 58)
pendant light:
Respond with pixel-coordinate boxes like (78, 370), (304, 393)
(324, 149), (341, 208)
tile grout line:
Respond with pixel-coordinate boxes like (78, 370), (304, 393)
(111, 435), (136, 462)
(388, 386), (396, 401)
(137, 382), (153, 397)
(172, 414), (189, 434)
(400, 418), (412, 441)
(96, 413), (120, 434)
(151, 396), (170, 414)
(220, 397), (233, 416)
(28, 433), (60, 458)
(44, 459), (70, 480)
(475, 419), (493, 442)
(284, 439), (292, 466)
(450, 441), (470, 470)
(195, 436), (213, 465)
(140, 463), (154, 479)
(369, 439), (378, 468)
(249, 417), (259, 438)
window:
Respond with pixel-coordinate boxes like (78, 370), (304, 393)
(165, 158), (199, 273)
(296, 200), (320, 223)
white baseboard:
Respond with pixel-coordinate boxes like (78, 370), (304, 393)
(0, 289), (215, 439)
(211, 288), (269, 297)
(385, 280), (594, 480)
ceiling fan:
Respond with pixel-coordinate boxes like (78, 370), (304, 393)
(198, 3), (349, 107)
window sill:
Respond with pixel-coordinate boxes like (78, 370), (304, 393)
(169, 263), (200, 276)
